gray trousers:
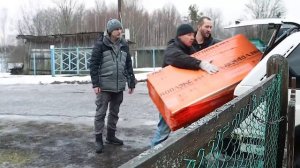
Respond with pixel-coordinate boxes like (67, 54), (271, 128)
(94, 91), (123, 135)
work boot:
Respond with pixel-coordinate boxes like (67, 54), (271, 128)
(95, 134), (104, 153)
(106, 129), (124, 145)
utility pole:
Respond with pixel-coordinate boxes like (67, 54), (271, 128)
(3, 32), (6, 72)
(118, 0), (122, 22)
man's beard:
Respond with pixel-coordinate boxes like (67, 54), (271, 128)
(202, 32), (211, 39)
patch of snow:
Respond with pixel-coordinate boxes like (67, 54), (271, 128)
(0, 68), (161, 85)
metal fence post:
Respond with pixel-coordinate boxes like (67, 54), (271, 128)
(68, 50), (71, 71)
(76, 47), (80, 75)
(84, 50), (87, 70)
(152, 49), (155, 70)
(265, 54), (289, 168)
(135, 50), (138, 68)
(50, 45), (55, 77)
(33, 52), (36, 75)
(60, 49), (63, 74)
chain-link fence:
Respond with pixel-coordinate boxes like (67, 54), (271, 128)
(120, 55), (290, 168)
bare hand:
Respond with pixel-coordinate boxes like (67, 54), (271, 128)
(128, 88), (134, 94)
(93, 87), (101, 94)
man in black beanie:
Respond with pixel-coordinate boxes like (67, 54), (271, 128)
(151, 23), (219, 147)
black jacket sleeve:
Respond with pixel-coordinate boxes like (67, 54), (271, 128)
(163, 44), (201, 70)
(124, 45), (136, 89)
(211, 38), (221, 45)
(89, 39), (103, 88)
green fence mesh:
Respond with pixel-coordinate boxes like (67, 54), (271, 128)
(184, 73), (282, 168)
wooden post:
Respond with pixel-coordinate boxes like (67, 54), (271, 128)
(266, 54), (289, 168)
(287, 77), (296, 168)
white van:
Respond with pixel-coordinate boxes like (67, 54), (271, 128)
(225, 18), (300, 127)
(221, 18), (300, 157)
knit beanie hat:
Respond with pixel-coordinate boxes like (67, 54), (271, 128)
(176, 24), (194, 37)
(106, 19), (123, 33)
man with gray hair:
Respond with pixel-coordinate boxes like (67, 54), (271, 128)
(90, 19), (136, 153)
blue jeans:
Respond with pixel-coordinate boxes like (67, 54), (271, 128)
(150, 114), (171, 147)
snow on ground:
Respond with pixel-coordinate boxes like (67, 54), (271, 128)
(0, 68), (161, 85)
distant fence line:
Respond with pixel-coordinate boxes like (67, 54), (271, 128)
(131, 48), (165, 68)
(29, 47), (165, 76)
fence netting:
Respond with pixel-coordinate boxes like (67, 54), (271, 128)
(184, 73), (282, 168)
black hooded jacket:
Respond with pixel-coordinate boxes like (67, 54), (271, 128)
(192, 35), (220, 51)
(162, 35), (220, 69)
(162, 38), (201, 69)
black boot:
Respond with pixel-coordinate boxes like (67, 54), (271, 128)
(95, 134), (104, 153)
(106, 129), (124, 145)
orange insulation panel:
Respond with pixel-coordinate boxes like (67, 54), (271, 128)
(147, 34), (263, 131)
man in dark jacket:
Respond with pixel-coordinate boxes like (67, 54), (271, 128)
(151, 23), (219, 147)
(89, 19), (136, 153)
(193, 16), (221, 51)
(295, 125), (300, 167)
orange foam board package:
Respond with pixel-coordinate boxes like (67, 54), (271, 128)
(147, 34), (263, 131)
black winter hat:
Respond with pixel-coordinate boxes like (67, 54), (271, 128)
(176, 24), (194, 37)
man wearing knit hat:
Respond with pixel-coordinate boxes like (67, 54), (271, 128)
(151, 23), (219, 147)
(106, 18), (123, 35)
(90, 18), (136, 153)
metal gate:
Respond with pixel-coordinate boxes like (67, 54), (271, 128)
(50, 45), (93, 76)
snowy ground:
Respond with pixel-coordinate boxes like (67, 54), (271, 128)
(1, 68), (299, 168)
(0, 68), (161, 85)
(0, 68), (163, 168)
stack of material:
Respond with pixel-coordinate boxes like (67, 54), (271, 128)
(147, 34), (263, 131)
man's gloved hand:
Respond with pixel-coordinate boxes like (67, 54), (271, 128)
(199, 61), (219, 74)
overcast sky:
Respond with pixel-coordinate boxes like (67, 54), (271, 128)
(0, 0), (299, 37)
(1, 0), (298, 20)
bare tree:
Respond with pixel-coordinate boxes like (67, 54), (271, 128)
(52, 0), (86, 33)
(160, 5), (181, 45)
(15, 0), (184, 48)
(0, 8), (7, 46)
(17, 6), (36, 35)
(245, 0), (286, 19)
(0, 8), (8, 71)
(188, 4), (203, 29)
(31, 8), (61, 35)
(54, 0), (76, 33)
(123, 0), (149, 47)
(202, 8), (227, 39)
(72, 3), (86, 33)
(93, 0), (108, 32)
(244, 0), (286, 42)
